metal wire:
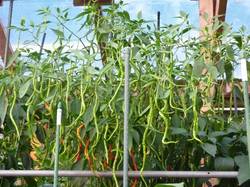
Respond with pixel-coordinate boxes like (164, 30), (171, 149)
(0, 170), (238, 178)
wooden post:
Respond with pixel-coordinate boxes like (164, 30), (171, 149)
(0, 21), (13, 62)
(73, 0), (112, 65)
(73, 0), (112, 6)
(199, 0), (227, 30)
(198, 0), (228, 113)
(199, 0), (215, 29)
(0, 1), (14, 63)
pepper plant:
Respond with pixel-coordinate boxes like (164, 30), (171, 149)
(0, 1), (250, 186)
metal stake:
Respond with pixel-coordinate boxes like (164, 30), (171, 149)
(53, 103), (62, 187)
(241, 58), (250, 169)
(39, 33), (46, 58)
(157, 11), (160, 30)
(3, 0), (14, 67)
(123, 47), (130, 187)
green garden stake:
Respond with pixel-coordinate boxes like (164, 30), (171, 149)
(241, 59), (250, 169)
(53, 102), (62, 187)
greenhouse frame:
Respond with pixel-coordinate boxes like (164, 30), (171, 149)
(0, 0), (250, 186)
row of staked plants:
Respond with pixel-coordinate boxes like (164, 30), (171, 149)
(1, 1), (250, 186)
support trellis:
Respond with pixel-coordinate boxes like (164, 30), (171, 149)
(0, 170), (239, 178)
(0, 0), (249, 186)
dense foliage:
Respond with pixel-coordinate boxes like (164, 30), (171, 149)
(1, 1), (250, 186)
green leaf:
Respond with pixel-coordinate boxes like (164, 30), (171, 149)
(225, 62), (233, 81)
(19, 79), (31, 98)
(131, 128), (140, 145)
(192, 62), (205, 77)
(6, 50), (20, 68)
(198, 117), (207, 131)
(208, 66), (218, 80)
(74, 12), (87, 20)
(235, 155), (250, 185)
(86, 66), (99, 75)
(137, 11), (142, 19)
(97, 27), (110, 34)
(131, 46), (139, 57)
(214, 157), (234, 171)
(70, 99), (81, 115)
(43, 87), (57, 103)
(56, 7), (61, 14)
(20, 18), (26, 27)
(226, 45), (234, 60)
(216, 61), (225, 75)
(71, 158), (88, 186)
(118, 11), (130, 20)
(83, 102), (96, 125)
(233, 35), (242, 49)
(99, 62), (113, 76)
(179, 26), (192, 35)
(171, 128), (188, 136)
(171, 114), (181, 128)
(209, 131), (226, 137)
(109, 42), (118, 49)
(30, 20), (35, 27)
(201, 143), (217, 157)
(128, 134), (133, 151)
(21, 152), (32, 170)
(100, 104), (107, 112)
(51, 28), (64, 38)
(240, 136), (247, 146)
(0, 91), (8, 124)
(180, 11), (188, 19)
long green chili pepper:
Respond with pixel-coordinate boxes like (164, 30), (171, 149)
(65, 69), (71, 118)
(160, 101), (178, 145)
(9, 86), (20, 140)
(112, 133), (120, 187)
(32, 70), (41, 94)
(46, 78), (51, 97)
(190, 87), (202, 143)
(66, 72), (86, 128)
(104, 124), (109, 164)
(0, 86), (4, 96)
(140, 95), (154, 187)
(39, 73), (45, 99)
(90, 90), (100, 156)
(25, 93), (35, 137)
(108, 57), (124, 113)
(106, 115), (119, 141)
(169, 85), (191, 114)
(108, 80), (123, 113)
(149, 143), (161, 161)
